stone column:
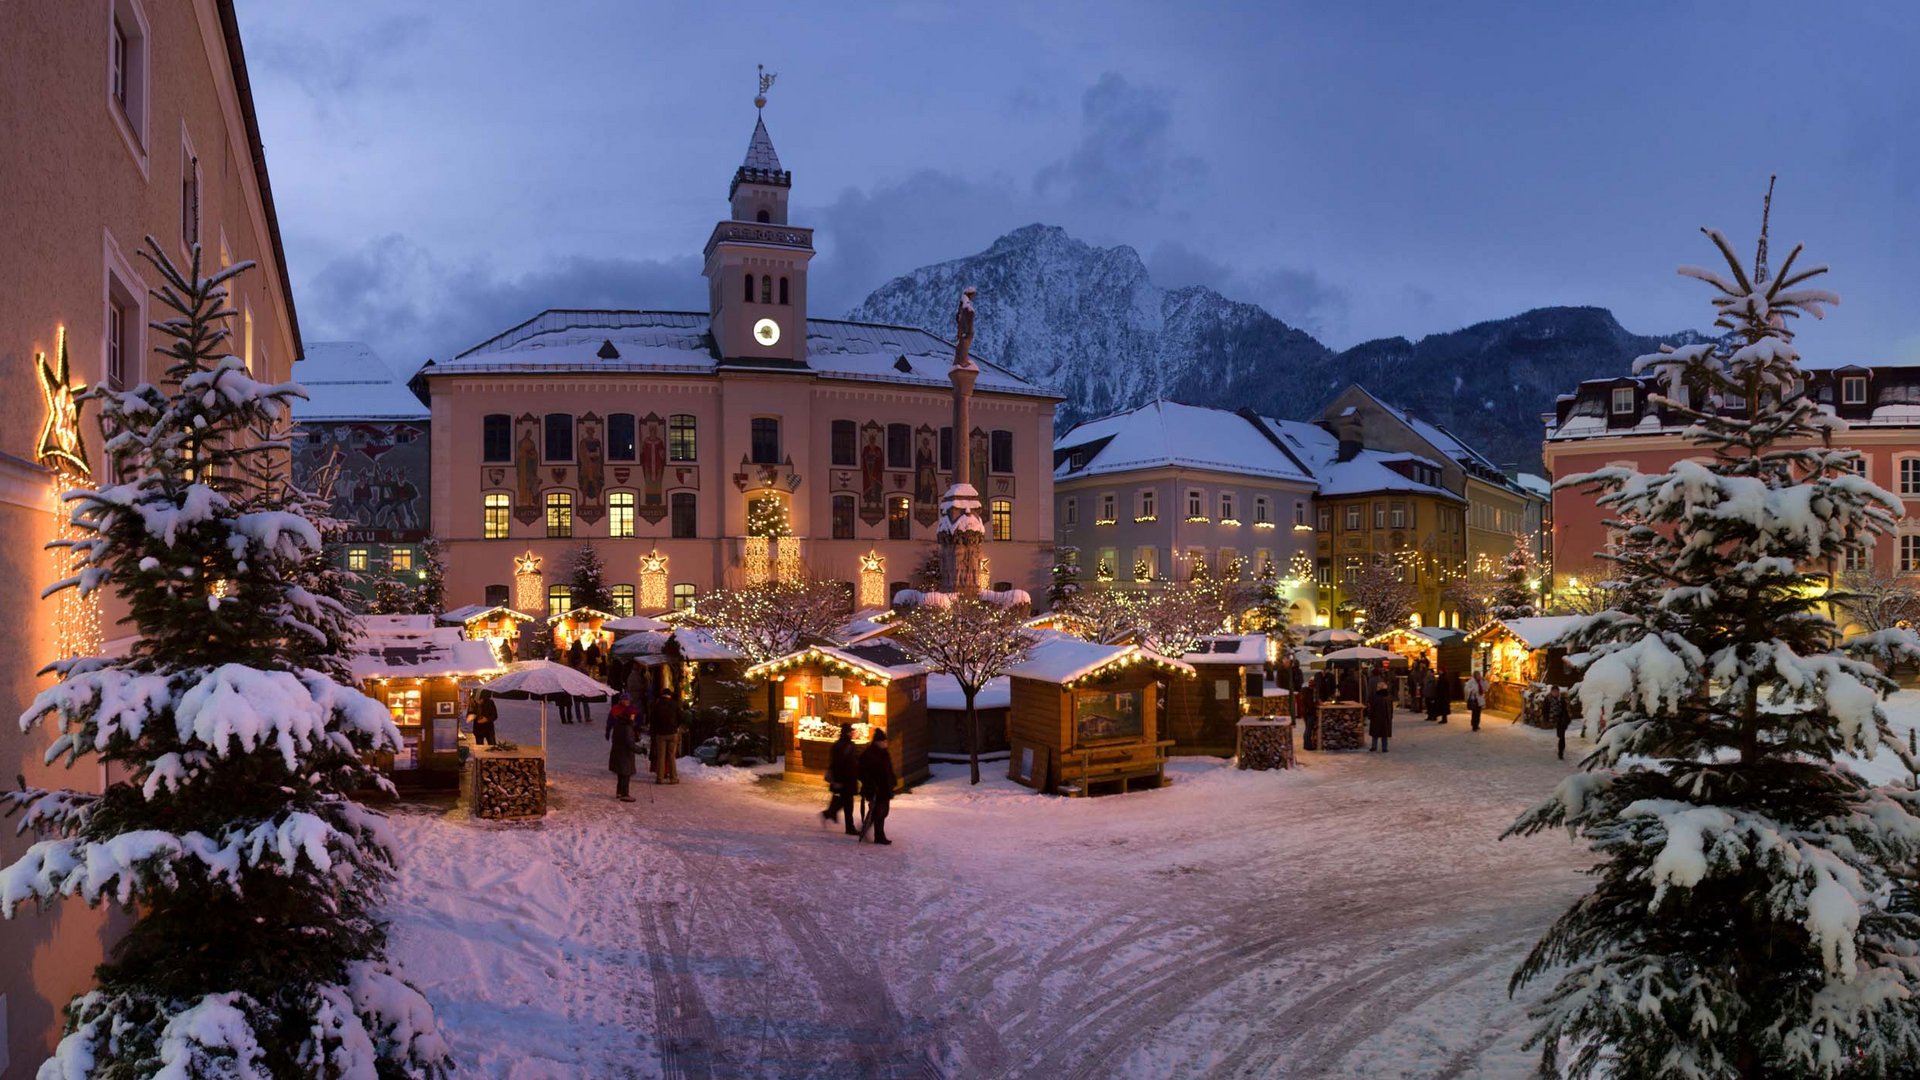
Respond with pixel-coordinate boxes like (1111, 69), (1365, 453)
(937, 287), (984, 595)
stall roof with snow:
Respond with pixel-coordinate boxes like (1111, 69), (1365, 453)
(1465, 615), (1583, 650)
(927, 674), (1012, 712)
(439, 604), (534, 626)
(610, 627), (745, 662)
(1004, 638), (1195, 686)
(351, 632), (504, 682)
(745, 641), (925, 683)
(1182, 634), (1268, 666)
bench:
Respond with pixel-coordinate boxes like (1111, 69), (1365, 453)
(1058, 740), (1175, 797)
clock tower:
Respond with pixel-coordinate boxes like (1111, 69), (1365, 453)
(704, 99), (814, 365)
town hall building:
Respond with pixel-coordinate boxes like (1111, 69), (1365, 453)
(411, 107), (1061, 617)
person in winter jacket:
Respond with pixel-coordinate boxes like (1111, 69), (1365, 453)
(469, 690), (498, 747)
(1298, 683), (1320, 750)
(1544, 684), (1574, 760)
(607, 694), (639, 801)
(858, 729), (897, 845)
(649, 687), (683, 783)
(567, 637), (585, 670)
(1464, 671), (1489, 732)
(1367, 683), (1394, 753)
(1336, 669), (1359, 703)
(1410, 657), (1430, 711)
(1426, 670), (1449, 724)
(821, 724), (861, 834)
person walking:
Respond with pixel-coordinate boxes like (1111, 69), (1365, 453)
(1426, 669), (1449, 724)
(585, 638), (604, 679)
(650, 686), (683, 784)
(821, 724), (860, 835)
(607, 693), (639, 801)
(554, 690), (575, 725)
(1410, 656), (1429, 712)
(469, 690), (498, 746)
(1464, 671), (1489, 732)
(1545, 684), (1574, 760)
(858, 729), (897, 845)
(1367, 681), (1394, 753)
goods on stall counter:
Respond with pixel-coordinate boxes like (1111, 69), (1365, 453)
(796, 716), (875, 743)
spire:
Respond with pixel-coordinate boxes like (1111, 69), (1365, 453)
(1754, 174), (1776, 285)
(742, 116), (783, 173)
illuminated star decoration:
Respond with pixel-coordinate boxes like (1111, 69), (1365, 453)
(514, 551), (543, 577)
(36, 326), (90, 480)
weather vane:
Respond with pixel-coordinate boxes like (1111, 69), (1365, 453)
(756, 64), (777, 111)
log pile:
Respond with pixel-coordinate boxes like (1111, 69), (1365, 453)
(1317, 703), (1366, 751)
(1235, 718), (1294, 770)
(468, 749), (547, 819)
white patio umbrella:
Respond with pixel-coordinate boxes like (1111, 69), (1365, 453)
(1320, 646), (1398, 663)
(1305, 628), (1363, 646)
(602, 614), (670, 633)
(480, 660), (614, 752)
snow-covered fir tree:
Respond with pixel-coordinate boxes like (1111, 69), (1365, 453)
(367, 573), (422, 616)
(0, 241), (450, 1078)
(1487, 533), (1541, 620)
(1506, 225), (1920, 1078)
(416, 536), (448, 616)
(566, 542), (614, 615)
(1047, 544), (1083, 609)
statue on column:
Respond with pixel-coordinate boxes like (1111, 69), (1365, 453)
(937, 286), (985, 596)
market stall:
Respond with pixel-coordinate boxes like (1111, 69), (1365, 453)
(547, 606), (619, 658)
(438, 603), (534, 663)
(1165, 634), (1269, 756)
(745, 642), (930, 790)
(1366, 625), (1470, 674)
(1464, 615), (1583, 717)
(351, 618), (505, 790)
(612, 627), (748, 707)
(1003, 639), (1194, 797)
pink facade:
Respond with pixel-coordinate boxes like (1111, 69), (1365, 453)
(0, 0), (301, 1066)
(417, 115), (1060, 617)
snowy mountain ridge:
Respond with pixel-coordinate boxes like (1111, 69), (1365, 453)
(847, 224), (1698, 470)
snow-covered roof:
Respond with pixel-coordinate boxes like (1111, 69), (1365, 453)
(1345, 385), (1515, 487)
(926, 674), (1011, 711)
(292, 342), (430, 422)
(1183, 634), (1267, 666)
(830, 608), (895, 645)
(351, 633), (503, 681)
(609, 627), (745, 662)
(743, 642), (925, 683)
(1513, 473), (1553, 499)
(1256, 416), (1460, 500)
(1367, 626), (1467, 648)
(1004, 638), (1195, 685)
(415, 310), (1055, 400)
(439, 604), (533, 626)
(1054, 401), (1315, 484)
(359, 614), (439, 637)
(546, 606), (621, 625)
(602, 613), (670, 633)
(1466, 615), (1583, 650)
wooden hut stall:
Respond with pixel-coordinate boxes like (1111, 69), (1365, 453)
(547, 606), (619, 658)
(1367, 625), (1471, 674)
(1465, 615), (1583, 717)
(351, 617), (505, 790)
(745, 643), (930, 790)
(1165, 634), (1269, 756)
(1003, 639), (1195, 797)
(439, 603), (534, 662)
(925, 675), (1011, 758)
(612, 627), (748, 709)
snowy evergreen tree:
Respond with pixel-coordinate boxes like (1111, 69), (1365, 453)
(0, 241), (450, 1078)
(1047, 544), (1082, 609)
(893, 598), (1036, 785)
(1243, 557), (1300, 650)
(1488, 533), (1541, 620)
(566, 542), (614, 615)
(366, 574), (422, 617)
(1506, 225), (1920, 1078)
(416, 536), (448, 616)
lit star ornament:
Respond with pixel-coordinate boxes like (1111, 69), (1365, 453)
(514, 551), (543, 577)
(36, 326), (90, 479)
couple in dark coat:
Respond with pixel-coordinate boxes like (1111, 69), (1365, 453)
(820, 725), (896, 844)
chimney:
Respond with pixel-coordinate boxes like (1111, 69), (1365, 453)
(1324, 408), (1365, 463)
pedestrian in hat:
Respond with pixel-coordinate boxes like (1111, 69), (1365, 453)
(858, 729), (897, 845)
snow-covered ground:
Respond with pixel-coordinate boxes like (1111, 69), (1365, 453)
(380, 705), (1606, 1078)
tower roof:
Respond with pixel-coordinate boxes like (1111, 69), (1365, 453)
(743, 115), (782, 172)
(731, 115), (791, 198)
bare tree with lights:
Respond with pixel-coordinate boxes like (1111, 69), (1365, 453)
(1339, 560), (1416, 634)
(892, 597), (1037, 784)
(687, 577), (848, 753)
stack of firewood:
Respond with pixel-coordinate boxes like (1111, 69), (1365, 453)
(1235, 719), (1294, 770)
(470, 752), (547, 819)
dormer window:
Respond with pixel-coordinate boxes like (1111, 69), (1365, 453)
(1842, 375), (1868, 406)
(756, 209), (770, 223)
(1610, 387), (1636, 415)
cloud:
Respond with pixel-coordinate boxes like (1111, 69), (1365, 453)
(1034, 73), (1207, 214)
(249, 14), (431, 101)
(298, 234), (704, 366)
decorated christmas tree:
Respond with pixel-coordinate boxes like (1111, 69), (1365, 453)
(566, 541), (614, 615)
(417, 536), (448, 615)
(1506, 222), (1920, 1077)
(1487, 533), (1540, 620)
(0, 241), (449, 1077)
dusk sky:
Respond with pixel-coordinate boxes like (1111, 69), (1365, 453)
(237, 1), (1920, 370)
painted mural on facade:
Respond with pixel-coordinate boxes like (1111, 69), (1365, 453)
(292, 420), (431, 542)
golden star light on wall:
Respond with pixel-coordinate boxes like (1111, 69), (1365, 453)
(36, 326), (90, 480)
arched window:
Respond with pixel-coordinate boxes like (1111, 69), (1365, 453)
(755, 209), (770, 223)
(779, 276), (789, 305)
(760, 276), (773, 304)
(744, 272), (753, 302)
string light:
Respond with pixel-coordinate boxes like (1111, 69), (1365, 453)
(513, 550), (544, 614)
(858, 550), (886, 607)
(639, 549), (669, 611)
(37, 326), (101, 661)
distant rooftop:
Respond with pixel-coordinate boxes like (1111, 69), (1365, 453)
(292, 342), (429, 421)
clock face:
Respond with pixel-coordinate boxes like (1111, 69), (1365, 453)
(752, 318), (781, 346)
